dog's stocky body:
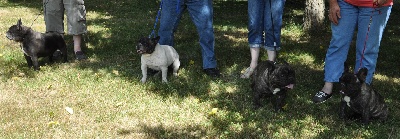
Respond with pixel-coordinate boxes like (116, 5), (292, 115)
(339, 65), (388, 125)
(136, 36), (180, 83)
(252, 60), (295, 112)
(6, 19), (67, 70)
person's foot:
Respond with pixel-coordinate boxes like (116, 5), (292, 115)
(312, 91), (332, 103)
(240, 67), (254, 79)
(203, 68), (221, 78)
(75, 51), (87, 60)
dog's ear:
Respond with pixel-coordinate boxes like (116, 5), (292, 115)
(152, 36), (160, 44)
(266, 60), (275, 73)
(17, 18), (22, 30)
(357, 68), (368, 83)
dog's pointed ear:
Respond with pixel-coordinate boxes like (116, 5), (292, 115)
(152, 36), (160, 44)
(266, 60), (275, 73)
(17, 18), (22, 30)
(357, 68), (368, 83)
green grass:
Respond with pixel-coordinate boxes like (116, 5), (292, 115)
(1, 0), (399, 138)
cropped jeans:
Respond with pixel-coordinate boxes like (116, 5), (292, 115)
(324, 0), (392, 84)
(248, 0), (285, 50)
(158, 0), (217, 69)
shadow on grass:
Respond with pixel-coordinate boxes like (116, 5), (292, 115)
(4, 0), (400, 138)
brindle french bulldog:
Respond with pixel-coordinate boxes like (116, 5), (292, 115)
(339, 64), (388, 125)
(252, 60), (296, 112)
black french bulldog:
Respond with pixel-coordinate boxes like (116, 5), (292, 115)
(252, 60), (296, 112)
(6, 19), (67, 70)
(339, 64), (388, 125)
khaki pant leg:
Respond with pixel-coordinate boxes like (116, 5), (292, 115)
(43, 0), (65, 34)
(64, 0), (87, 35)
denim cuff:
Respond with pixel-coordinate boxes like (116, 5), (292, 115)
(249, 44), (262, 48)
(265, 46), (281, 51)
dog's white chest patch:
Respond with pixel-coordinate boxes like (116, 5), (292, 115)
(21, 47), (30, 56)
(273, 88), (280, 94)
(344, 96), (351, 107)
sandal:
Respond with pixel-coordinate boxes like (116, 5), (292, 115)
(240, 67), (254, 79)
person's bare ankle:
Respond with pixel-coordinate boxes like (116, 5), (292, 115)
(321, 82), (333, 94)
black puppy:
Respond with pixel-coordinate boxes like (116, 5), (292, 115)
(252, 60), (295, 112)
(6, 19), (67, 70)
(339, 64), (388, 125)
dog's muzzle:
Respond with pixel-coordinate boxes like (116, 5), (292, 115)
(6, 32), (14, 40)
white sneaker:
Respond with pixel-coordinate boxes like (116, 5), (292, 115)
(240, 67), (254, 79)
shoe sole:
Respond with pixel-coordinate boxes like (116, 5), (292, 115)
(313, 96), (332, 104)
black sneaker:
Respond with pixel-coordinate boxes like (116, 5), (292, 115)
(313, 91), (332, 103)
(203, 68), (221, 78)
(75, 51), (87, 60)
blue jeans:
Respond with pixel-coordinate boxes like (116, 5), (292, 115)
(158, 0), (217, 69)
(248, 0), (285, 50)
(324, 0), (392, 84)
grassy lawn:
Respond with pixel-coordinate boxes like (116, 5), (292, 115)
(1, 0), (399, 138)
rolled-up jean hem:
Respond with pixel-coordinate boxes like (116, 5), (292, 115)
(265, 46), (281, 51)
(249, 44), (281, 51)
(249, 44), (262, 48)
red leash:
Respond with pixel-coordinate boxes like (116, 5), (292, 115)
(359, 3), (382, 71)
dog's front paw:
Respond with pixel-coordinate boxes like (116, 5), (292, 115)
(141, 78), (147, 83)
(162, 78), (168, 83)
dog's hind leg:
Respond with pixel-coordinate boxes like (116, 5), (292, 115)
(60, 47), (68, 63)
(58, 40), (68, 63)
(161, 66), (168, 83)
(172, 60), (180, 76)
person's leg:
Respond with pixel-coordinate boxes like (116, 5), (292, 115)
(158, 0), (185, 46)
(313, 0), (358, 103)
(44, 0), (65, 58)
(241, 0), (264, 78)
(354, 6), (392, 84)
(43, 0), (64, 34)
(264, 0), (285, 61)
(240, 47), (259, 78)
(65, 0), (87, 60)
(73, 35), (82, 52)
(187, 0), (219, 77)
